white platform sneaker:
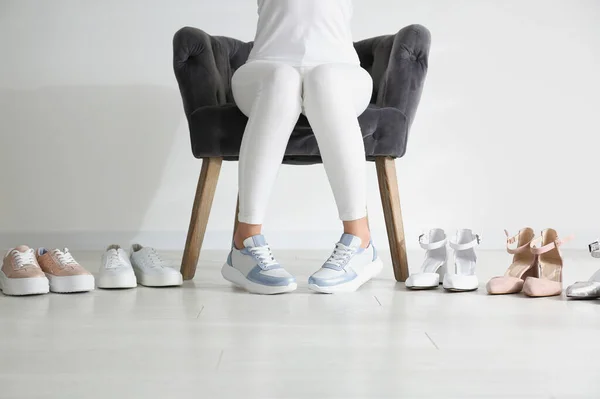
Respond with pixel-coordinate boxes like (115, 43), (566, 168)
(308, 234), (383, 294)
(221, 235), (297, 295)
(443, 229), (480, 292)
(130, 244), (183, 287)
(406, 229), (448, 289)
(97, 245), (137, 289)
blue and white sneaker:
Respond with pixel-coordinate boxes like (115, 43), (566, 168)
(221, 235), (297, 295)
(308, 234), (383, 294)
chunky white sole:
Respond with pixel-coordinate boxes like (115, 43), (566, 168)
(96, 272), (137, 289)
(135, 271), (183, 287)
(46, 274), (95, 293)
(308, 258), (384, 294)
(221, 264), (297, 295)
(0, 271), (49, 296)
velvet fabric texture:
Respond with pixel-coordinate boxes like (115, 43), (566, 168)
(173, 25), (430, 165)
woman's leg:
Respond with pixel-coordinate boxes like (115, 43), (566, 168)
(232, 61), (303, 248)
(302, 63), (373, 247)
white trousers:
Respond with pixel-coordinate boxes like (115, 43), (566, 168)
(232, 61), (373, 224)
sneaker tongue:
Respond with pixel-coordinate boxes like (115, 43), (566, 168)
(14, 245), (30, 253)
(243, 235), (267, 248)
(339, 234), (362, 249)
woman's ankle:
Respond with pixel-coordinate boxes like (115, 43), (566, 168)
(233, 223), (263, 249)
(343, 218), (371, 248)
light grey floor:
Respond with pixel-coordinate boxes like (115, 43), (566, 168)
(1, 249), (600, 399)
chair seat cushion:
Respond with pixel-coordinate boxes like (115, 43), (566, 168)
(188, 104), (408, 165)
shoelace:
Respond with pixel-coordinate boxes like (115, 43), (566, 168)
(105, 250), (124, 269)
(249, 245), (278, 269)
(326, 243), (356, 268)
(54, 249), (78, 267)
(12, 249), (36, 269)
(145, 249), (165, 269)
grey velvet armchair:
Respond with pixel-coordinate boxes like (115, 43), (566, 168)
(173, 24), (431, 282)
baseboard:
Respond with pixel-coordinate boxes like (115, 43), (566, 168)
(0, 231), (197, 252)
(0, 229), (392, 251)
(0, 229), (596, 252)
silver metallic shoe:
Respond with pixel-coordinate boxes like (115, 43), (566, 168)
(565, 241), (600, 299)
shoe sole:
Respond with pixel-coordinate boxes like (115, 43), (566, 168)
(308, 258), (383, 294)
(96, 273), (137, 289)
(406, 272), (444, 290)
(442, 274), (479, 292)
(221, 264), (297, 295)
(0, 271), (49, 296)
(443, 282), (479, 292)
(444, 287), (479, 292)
(443, 283), (479, 292)
(406, 285), (440, 290)
(46, 274), (95, 293)
(566, 294), (599, 299)
(135, 272), (183, 288)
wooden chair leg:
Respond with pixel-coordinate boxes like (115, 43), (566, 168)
(181, 157), (222, 280)
(376, 157), (409, 282)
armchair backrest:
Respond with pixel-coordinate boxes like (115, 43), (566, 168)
(173, 28), (252, 116)
(173, 25), (430, 127)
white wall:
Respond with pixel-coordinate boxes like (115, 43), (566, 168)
(0, 0), (599, 251)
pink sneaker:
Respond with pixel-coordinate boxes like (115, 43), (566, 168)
(37, 248), (95, 293)
(0, 246), (50, 296)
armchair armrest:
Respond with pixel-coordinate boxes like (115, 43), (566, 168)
(375, 25), (431, 128)
(173, 27), (228, 117)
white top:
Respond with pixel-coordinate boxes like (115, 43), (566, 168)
(247, 0), (359, 67)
